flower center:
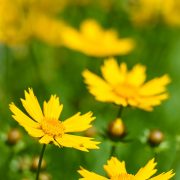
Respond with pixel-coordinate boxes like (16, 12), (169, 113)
(113, 83), (138, 99)
(111, 174), (135, 180)
(41, 118), (65, 137)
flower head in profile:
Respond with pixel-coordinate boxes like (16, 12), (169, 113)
(83, 58), (170, 111)
(78, 156), (174, 179)
(61, 19), (135, 57)
(9, 88), (100, 151)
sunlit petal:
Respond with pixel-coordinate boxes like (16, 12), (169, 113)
(63, 112), (95, 133)
(55, 134), (100, 152)
(104, 157), (127, 178)
(43, 95), (63, 120)
(78, 167), (108, 180)
(21, 88), (43, 122)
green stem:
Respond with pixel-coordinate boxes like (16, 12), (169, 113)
(109, 106), (124, 157)
(110, 144), (116, 157)
(117, 106), (123, 118)
(36, 144), (46, 180)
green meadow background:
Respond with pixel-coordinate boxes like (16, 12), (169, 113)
(0, 1), (180, 179)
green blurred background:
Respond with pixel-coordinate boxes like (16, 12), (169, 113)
(0, 0), (180, 179)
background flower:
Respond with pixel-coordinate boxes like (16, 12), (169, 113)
(83, 58), (170, 111)
(60, 19), (135, 57)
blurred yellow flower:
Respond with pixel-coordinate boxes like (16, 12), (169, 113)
(83, 58), (170, 111)
(61, 19), (135, 57)
(0, 0), (30, 45)
(78, 156), (174, 179)
(129, 0), (180, 26)
(9, 88), (100, 152)
(0, 0), (68, 45)
(29, 13), (65, 46)
(162, 0), (180, 27)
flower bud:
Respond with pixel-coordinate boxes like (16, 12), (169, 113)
(39, 172), (52, 180)
(84, 127), (97, 137)
(31, 156), (46, 171)
(148, 129), (164, 147)
(7, 128), (22, 145)
(108, 118), (126, 139)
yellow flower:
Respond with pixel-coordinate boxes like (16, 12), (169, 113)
(162, 0), (180, 27)
(0, 0), (30, 45)
(9, 88), (100, 152)
(0, 0), (68, 45)
(129, 0), (180, 27)
(61, 19), (135, 57)
(130, 0), (162, 26)
(29, 13), (65, 46)
(82, 58), (170, 111)
(78, 156), (174, 180)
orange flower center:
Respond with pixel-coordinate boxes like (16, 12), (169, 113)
(113, 83), (138, 99)
(41, 118), (65, 137)
(111, 174), (135, 180)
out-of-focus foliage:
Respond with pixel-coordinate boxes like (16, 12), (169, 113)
(0, 0), (180, 179)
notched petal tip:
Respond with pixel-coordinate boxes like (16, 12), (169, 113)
(82, 69), (90, 77)
(9, 102), (15, 108)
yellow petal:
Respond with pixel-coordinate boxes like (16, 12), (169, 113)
(80, 19), (103, 39)
(103, 157), (127, 178)
(61, 25), (83, 50)
(63, 112), (95, 133)
(21, 88), (43, 122)
(39, 134), (54, 144)
(78, 167), (108, 180)
(135, 158), (157, 179)
(55, 134), (100, 152)
(9, 103), (39, 128)
(83, 69), (128, 106)
(101, 58), (125, 85)
(82, 70), (115, 102)
(137, 93), (169, 111)
(25, 126), (44, 138)
(118, 62), (127, 77)
(149, 170), (175, 180)
(113, 38), (135, 55)
(31, 14), (64, 46)
(140, 75), (171, 96)
(43, 95), (63, 120)
(127, 64), (146, 86)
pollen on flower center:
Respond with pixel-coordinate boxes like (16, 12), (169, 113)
(41, 118), (65, 136)
(113, 83), (138, 98)
(111, 174), (135, 180)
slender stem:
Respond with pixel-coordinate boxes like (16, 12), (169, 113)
(109, 106), (124, 157)
(110, 144), (116, 157)
(117, 106), (123, 118)
(36, 144), (46, 180)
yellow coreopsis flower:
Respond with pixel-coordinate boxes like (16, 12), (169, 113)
(61, 19), (135, 57)
(82, 58), (170, 111)
(129, 0), (180, 27)
(162, 0), (180, 27)
(130, 0), (162, 26)
(9, 88), (100, 152)
(78, 156), (174, 179)
(0, 0), (68, 45)
(0, 0), (30, 45)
